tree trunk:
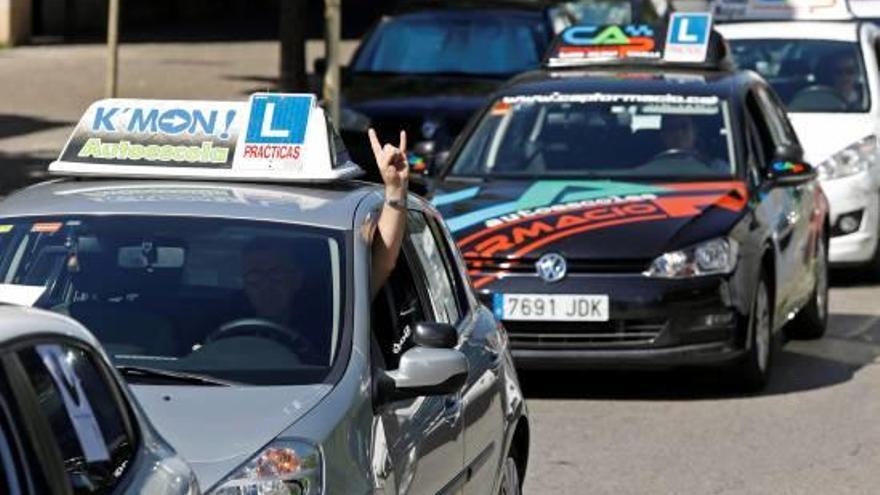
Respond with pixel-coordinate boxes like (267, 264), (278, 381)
(279, 0), (308, 91)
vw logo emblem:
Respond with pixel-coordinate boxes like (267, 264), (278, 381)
(535, 253), (567, 283)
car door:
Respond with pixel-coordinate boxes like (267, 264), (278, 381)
(407, 209), (508, 494)
(755, 85), (819, 306)
(744, 89), (800, 324)
(0, 361), (54, 495)
(1, 339), (138, 495)
(370, 230), (466, 495)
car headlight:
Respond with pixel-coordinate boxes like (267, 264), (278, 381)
(816, 135), (877, 181)
(211, 439), (322, 495)
(644, 237), (739, 278)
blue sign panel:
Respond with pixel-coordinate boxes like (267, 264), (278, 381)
(245, 94), (312, 145)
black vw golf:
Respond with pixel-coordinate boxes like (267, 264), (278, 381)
(431, 21), (830, 389)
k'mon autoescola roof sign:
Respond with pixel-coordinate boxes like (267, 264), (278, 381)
(49, 93), (362, 182)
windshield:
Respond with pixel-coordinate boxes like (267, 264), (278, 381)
(0, 216), (345, 386)
(729, 39), (869, 112)
(352, 12), (549, 77)
(449, 93), (736, 179)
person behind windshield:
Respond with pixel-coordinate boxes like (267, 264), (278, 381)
(824, 51), (862, 109)
(660, 114), (699, 153)
(657, 114), (728, 173)
(240, 129), (409, 330)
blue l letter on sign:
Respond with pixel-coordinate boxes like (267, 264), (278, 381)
(664, 12), (713, 63)
(246, 94), (312, 145)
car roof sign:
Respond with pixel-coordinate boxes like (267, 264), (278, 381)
(664, 13), (713, 64)
(711, 0), (853, 21)
(49, 93), (363, 183)
(547, 24), (662, 66)
(545, 15), (729, 70)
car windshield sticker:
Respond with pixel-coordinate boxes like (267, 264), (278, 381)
(0, 225), (12, 234)
(628, 114), (663, 132)
(501, 93), (720, 106)
(36, 345), (111, 463)
(553, 24), (660, 61)
(0, 284), (46, 306)
(491, 101), (513, 116)
(434, 180), (748, 289)
(31, 222), (63, 233)
(664, 13), (713, 64)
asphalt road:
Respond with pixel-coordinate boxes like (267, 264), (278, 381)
(521, 270), (880, 494)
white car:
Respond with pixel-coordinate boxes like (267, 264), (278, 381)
(0, 306), (199, 494)
(719, 20), (880, 270)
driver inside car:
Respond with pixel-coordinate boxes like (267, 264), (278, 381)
(657, 114), (728, 173)
(660, 114), (699, 153)
(827, 52), (862, 110)
(215, 129), (411, 360)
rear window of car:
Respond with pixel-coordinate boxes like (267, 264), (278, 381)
(729, 39), (869, 112)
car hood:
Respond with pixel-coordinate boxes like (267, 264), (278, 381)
(131, 384), (331, 490)
(788, 113), (874, 164)
(432, 179), (748, 279)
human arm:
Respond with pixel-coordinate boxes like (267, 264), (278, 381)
(369, 128), (409, 298)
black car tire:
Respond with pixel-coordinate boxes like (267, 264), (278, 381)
(788, 239), (829, 340)
(497, 453), (522, 495)
(729, 274), (774, 392)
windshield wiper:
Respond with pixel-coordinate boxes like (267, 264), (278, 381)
(115, 365), (236, 387)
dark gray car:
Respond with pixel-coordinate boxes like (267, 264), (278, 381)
(0, 179), (529, 494)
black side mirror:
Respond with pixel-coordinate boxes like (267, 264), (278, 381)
(766, 143), (816, 186)
(767, 159), (817, 186)
(413, 322), (458, 349)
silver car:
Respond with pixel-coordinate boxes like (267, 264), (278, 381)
(0, 179), (529, 494)
(0, 305), (198, 494)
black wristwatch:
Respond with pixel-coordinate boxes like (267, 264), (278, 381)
(386, 197), (407, 210)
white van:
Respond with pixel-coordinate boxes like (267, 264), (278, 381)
(719, 19), (880, 269)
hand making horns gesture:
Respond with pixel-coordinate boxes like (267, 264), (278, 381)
(369, 128), (409, 199)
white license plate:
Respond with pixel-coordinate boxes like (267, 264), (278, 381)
(493, 294), (609, 322)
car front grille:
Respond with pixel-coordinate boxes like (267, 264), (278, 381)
(504, 319), (667, 350)
(465, 256), (650, 275)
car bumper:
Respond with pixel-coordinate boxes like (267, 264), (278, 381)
(821, 171), (880, 265)
(478, 272), (751, 370)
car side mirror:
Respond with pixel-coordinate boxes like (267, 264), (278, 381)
(767, 159), (817, 187)
(413, 322), (458, 349)
(377, 347), (468, 403)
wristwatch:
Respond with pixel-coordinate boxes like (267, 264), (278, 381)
(386, 197), (407, 210)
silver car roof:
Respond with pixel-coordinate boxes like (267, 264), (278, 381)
(0, 305), (100, 348)
(0, 179), (382, 230)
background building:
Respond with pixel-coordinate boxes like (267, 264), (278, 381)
(1, 0), (394, 45)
